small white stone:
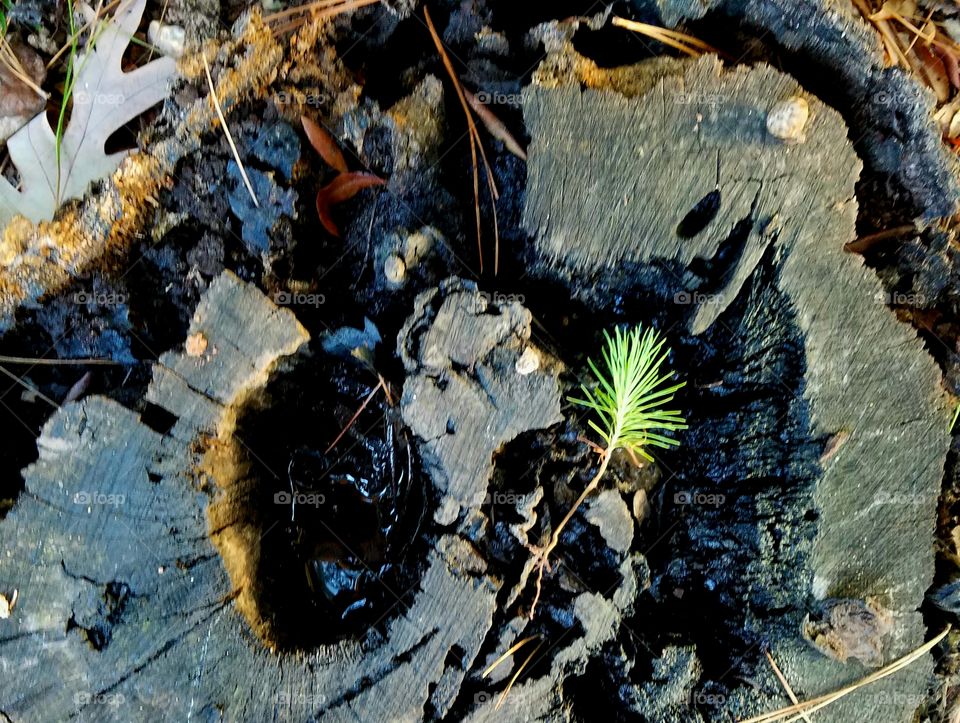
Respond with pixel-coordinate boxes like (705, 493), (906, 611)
(384, 255), (406, 286)
(515, 347), (540, 375)
(766, 96), (809, 144)
(148, 21), (186, 59)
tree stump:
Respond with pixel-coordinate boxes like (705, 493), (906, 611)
(0, 6), (955, 723)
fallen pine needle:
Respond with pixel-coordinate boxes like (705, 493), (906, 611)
(0, 355), (119, 365)
(482, 635), (540, 678)
(265, 0), (381, 35)
(0, 365), (59, 409)
(465, 90), (527, 161)
(612, 16), (723, 58)
(424, 6), (500, 274)
(764, 651), (812, 723)
(740, 626), (950, 723)
(324, 377), (384, 454)
(496, 639), (543, 710)
(202, 53), (258, 208)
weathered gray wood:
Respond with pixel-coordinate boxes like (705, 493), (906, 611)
(398, 278), (563, 517)
(656, 0), (960, 222)
(1, 272), (605, 722)
(522, 55), (950, 721)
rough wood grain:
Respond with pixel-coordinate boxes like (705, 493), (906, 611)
(398, 278), (563, 518)
(655, 0), (960, 222)
(0, 272), (596, 721)
(522, 55), (950, 721)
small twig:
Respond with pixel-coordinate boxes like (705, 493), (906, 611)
(201, 52), (259, 208)
(740, 626), (950, 722)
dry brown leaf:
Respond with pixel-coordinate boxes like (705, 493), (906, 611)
(315, 172), (385, 237)
(301, 114), (348, 173)
(912, 42), (951, 102)
(933, 41), (960, 88)
(0, 42), (46, 134)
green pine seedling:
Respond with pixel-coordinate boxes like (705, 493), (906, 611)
(527, 325), (687, 616)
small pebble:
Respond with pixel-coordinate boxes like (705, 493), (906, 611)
(148, 21), (186, 59)
(515, 347), (540, 375)
(185, 332), (208, 357)
(766, 96), (809, 144)
(384, 254), (406, 286)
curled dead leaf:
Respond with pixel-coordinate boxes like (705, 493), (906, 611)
(315, 172), (386, 237)
(301, 115), (348, 173)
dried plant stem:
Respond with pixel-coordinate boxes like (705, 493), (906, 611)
(46, 0), (124, 70)
(481, 635), (540, 679)
(202, 52), (259, 208)
(528, 448), (611, 617)
(0, 365), (59, 408)
(0, 39), (45, 98)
